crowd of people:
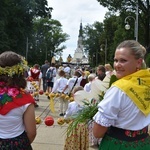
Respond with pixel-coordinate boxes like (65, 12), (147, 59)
(0, 40), (150, 150)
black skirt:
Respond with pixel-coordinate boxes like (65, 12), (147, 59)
(0, 131), (32, 150)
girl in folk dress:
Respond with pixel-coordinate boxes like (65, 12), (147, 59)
(64, 86), (89, 150)
(27, 64), (42, 107)
(0, 51), (36, 149)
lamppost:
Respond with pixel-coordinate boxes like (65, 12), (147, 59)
(124, 1), (138, 41)
(26, 37), (33, 61)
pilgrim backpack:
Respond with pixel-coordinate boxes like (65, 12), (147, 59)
(46, 68), (54, 81)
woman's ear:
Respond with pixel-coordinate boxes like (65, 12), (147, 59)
(137, 58), (143, 69)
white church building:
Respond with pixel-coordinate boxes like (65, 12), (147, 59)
(71, 22), (89, 65)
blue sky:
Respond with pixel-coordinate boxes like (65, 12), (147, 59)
(48, 0), (108, 61)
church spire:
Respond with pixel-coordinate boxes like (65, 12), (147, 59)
(79, 20), (83, 37)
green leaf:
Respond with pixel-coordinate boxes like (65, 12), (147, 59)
(66, 102), (98, 136)
(109, 74), (118, 87)
(1, 94), (12, 105)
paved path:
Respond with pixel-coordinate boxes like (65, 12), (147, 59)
(31, 95), (98, 150)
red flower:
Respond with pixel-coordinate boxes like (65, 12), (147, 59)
(0, 82), (5, 86)
(7, 88), (19, 97)
(141, 138), (145, 142)
(125, 130), (130, 136)
(137, 130), (141, 135)
(132, 131), (137, 137)
(0, 87), (7, 95)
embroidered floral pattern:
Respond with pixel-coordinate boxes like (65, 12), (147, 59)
(125, 127), (147, 137)
(100, 135), (150, 149)
(0, 82), (22, 107)
(0, 131), (32, 150)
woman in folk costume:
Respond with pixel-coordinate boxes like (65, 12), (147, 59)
(93, 40), (150, 150)
(0, 51), (36, 149)
(27, 64), (42, 107)
(64, 86), (89, 150)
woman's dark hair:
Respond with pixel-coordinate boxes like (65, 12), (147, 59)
(0, 51), (27, 89)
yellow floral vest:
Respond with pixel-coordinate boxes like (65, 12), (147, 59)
(112, 69), (150, 116)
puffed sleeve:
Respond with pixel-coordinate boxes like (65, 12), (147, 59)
(93, 86), (124, 127)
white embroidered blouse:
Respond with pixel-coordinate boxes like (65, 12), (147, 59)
(93, 86), (150, 130)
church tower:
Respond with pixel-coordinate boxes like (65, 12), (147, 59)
(71, 22), (88, 64)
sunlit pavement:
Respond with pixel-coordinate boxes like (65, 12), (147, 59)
(31, 94), (98, 150)
(32, 94), (66, 150)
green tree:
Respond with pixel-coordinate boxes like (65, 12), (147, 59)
(83, 22), (104, 66)
(97, 0), (150, 47)
(82, 14), (122, 66)
(101, 12), (122, 64)
(30, 17), (69, 65)
(0, 0), (52, 56)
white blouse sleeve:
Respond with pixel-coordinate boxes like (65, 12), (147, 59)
(39, 72), (42, 79)
(93, 86), (125, 127)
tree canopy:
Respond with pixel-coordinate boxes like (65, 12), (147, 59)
(0, 0), (52, 55)
(81, 0), (150, 67)
(0, 0), (150, 66)
(97, 0), (150, 47)
(30, 17), (69, 65)
(0, 0), (70, 65)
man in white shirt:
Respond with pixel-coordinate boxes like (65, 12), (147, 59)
(62, 70), (85, 95)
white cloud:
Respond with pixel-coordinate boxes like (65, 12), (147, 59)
(48, 0), (108, 61)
